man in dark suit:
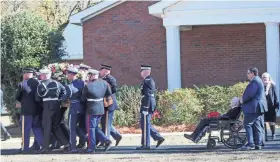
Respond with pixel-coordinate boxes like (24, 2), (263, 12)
(241, 67), (267, 150)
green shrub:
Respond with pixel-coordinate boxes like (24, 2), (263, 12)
(228, 82), (248, 99)
(114, 85), (142, 127)
(156, 88), (203, 125)
(196, 85), (230, 117)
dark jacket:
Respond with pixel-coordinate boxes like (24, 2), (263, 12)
(242, 76), (268, 114)
(16, 78), (39, 115)
(140, 75), (156, 113)
(36, 79), (67, 102)
(266, 83), (279, 109)
(81, 79), (112, 115)
(219, 106), (242, 120)
(264, 83), (279, 122)
(103, 74), (119, 111)
(66, 79), (84, 102)
(103, 74), (117, 94)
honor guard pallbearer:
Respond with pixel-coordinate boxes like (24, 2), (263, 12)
(36, 68), (70, 153)
(16, 68), (44, 153)
(65, 67), (87, 152)
(81, 69), (113, 153)
(99, 64), (122, 146)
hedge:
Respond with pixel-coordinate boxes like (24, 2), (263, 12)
(113, 82), (248, 127)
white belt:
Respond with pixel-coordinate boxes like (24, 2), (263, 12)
(43, 98), (59, 101)
(142, 94), (154, 98)
(87, 98), (103, 102)
(70, 100), (80, 103)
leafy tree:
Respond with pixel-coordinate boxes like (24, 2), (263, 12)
(1, 11), (66, 124)
(1, 0), (101, 29)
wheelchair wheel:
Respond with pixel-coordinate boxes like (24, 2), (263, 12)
(221, 120), (247, 149)
(207, 138), (216, 149)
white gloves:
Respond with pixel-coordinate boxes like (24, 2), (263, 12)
(142, 111), (148, 116)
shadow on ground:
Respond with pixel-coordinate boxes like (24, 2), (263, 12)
(1, 143), (280, 156)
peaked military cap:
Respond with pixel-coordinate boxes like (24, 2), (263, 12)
(79, 63), (91, 70)
(88, 69), (99, 75)
(100, 64), (112, 70)
(141, 65), (152, 71)
(67, 67), (79, 74)
(22, 68), (35, 73)
(39, 68), (51, 74)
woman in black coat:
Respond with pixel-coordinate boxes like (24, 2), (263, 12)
(262, 73), (279, 140)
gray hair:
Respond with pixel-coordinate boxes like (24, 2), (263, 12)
(230, 97), (241, 108)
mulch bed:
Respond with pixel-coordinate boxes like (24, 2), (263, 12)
(115, 124), (197, 134)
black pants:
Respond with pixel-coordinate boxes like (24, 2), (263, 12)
(192, 118), (211, 139)
(59, 107), (70, 141)
(42, 101), (68, 149)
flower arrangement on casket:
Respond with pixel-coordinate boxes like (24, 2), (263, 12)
(44, 62), (89, 107)
(46, 62), (89, 82)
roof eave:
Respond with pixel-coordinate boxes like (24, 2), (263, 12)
(148, 0), (180, 18)
(69, 0), (125, 25)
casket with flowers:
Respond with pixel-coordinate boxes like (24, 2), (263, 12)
(44, 62), (90, 107)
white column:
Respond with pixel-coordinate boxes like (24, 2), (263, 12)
(165, 26), (181, 91)
(265, 22), (280, 115)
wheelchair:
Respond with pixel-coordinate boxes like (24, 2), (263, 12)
(194, 115), (247, 149)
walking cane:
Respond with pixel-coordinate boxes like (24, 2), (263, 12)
(144, 114), (147, 147)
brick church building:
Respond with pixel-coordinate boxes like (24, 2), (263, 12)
(63, 1), (280, 94)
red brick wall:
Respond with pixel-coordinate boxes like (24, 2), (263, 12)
(83, 1), (268, 89)
(180, 24), (267, 87)
(83, 1), (167, 89)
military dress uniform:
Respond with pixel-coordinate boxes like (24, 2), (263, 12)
(100, 64), (122, 146)
(65, 67), (87, 152)
(78, 64), (91, 140)
(137, 65), (165, 150)
(81, 69), (112, 153)
(79, 64), (91, 71)
(50, 78), (70, 150)
(36, 69), (69, 153)
(15, 68), (44, 153)
(30, 76), (44, 151)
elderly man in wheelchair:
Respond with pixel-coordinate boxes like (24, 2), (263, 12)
(184, 97), (247, 149)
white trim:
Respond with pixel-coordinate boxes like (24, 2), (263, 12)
(43, 98), (59, 101)
(87, 98), (103, 102)
(69, 0), (125, 25)
(69, 113), (72, 144)
(81, 1), (125, 23)
(163, 8), (280, 26)
(148, 0), (179, 18)
(165, 26), (181, 91)
(141, 67), (151, 70)
(265, 22), (280, 116)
